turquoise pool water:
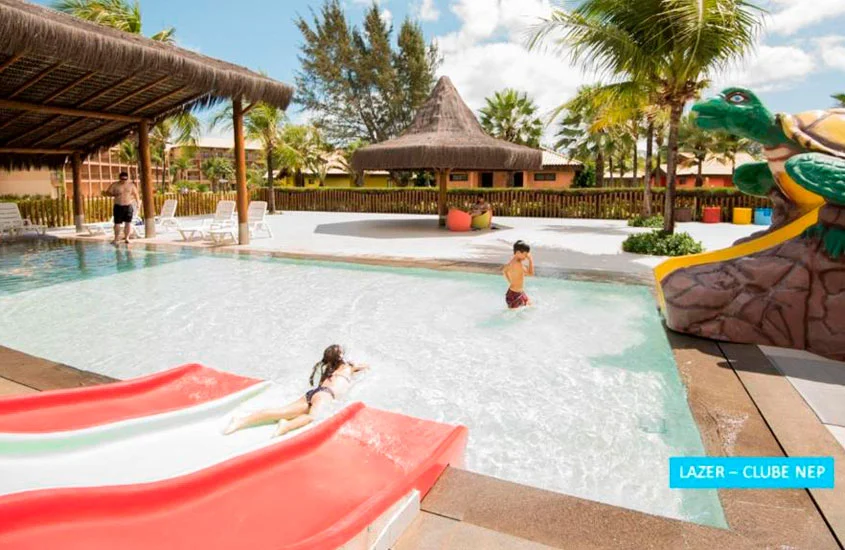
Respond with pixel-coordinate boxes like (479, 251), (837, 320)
(0, 240), (725, 527)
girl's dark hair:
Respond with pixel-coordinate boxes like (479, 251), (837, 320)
(310, 344), (345, 386)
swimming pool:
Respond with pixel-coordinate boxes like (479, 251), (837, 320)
(0, 240), (725, 527)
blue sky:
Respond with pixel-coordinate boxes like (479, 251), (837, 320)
(34, 0), (845, 139)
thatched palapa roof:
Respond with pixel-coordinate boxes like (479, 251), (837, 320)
(352, 76), (542, 172)
(0, 0), (293, 169)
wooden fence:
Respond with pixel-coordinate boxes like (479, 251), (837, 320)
(3, 188), (769, 228)
(3, 192), (238, 228)
(258, 188), (770, 222)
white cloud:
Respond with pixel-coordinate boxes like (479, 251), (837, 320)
(709, 44), (815, 92)
(418, 0), (440, 22)
(766, 0), (845, 36)
(380, 8), (393, 25)
(816, 36), (845, 72)
(434, 0), (589, 144)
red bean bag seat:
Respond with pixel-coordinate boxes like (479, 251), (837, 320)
(446, 208), (472, 231)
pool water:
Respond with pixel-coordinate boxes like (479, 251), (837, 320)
(0, 241), (725, 527)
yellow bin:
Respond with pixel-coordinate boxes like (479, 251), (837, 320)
(733, 207), (752, 225)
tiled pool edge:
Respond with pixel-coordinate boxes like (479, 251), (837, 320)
(0, 340), (839, 549)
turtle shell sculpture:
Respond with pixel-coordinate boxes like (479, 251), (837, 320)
(657, 88), (845, 360)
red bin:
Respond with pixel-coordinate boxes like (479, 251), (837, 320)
(702, 206), (721, 223)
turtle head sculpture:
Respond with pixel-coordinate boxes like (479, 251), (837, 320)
(692, 87), (786, 147)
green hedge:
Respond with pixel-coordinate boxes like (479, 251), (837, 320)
(622, 230), (704, 256)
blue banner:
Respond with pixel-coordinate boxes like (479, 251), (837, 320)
(669, 457), (834, 489)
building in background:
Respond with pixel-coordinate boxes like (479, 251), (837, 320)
(445, 149), (582, 190)
(656, 153), (756, 188)
(0, 168), (62, 198)
(169, 137), (263, 185)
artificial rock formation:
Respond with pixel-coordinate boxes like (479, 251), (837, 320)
(662, 204), (845, 360)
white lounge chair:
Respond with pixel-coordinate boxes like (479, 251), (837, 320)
(247, 200), (273, 238)
(155, 199), (179, 233)
(178, 200), (236, 241)
(207, 201), (273, 244)
(0, 203), (47, 237)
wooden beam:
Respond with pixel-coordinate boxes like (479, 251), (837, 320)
(138, 120), (156, 238)
(233, 98), (249, 245)
(243, 102), (257, 115)
(44, 71), (98, 104)
(109, 76), (170, 110)
(0, 71), (99, 133)
(8, 62), (62, 99)
(72, 152), (84, 232)
(30, 77), (167, 148)
(130, 86), (188, 115)
(0, 53), (24, 76)
(0, 99), (142, 123)
(0, 147), (78, 155)
(438, 169), (449, 227)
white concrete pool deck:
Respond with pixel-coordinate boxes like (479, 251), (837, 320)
(52, 211), (844, 451)
(59, 211), (762, 278)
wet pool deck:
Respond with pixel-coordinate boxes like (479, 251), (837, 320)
(2, 336), (842, 549)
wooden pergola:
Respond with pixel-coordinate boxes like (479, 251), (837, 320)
(0, 0), (292, 244)
(351, 76), (542, 226)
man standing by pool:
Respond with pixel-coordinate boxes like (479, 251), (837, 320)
(503, 240), (534, 308)
(106, 172), (140, 244)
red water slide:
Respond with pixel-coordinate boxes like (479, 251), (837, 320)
(0, 363), (259, 432)
(0, 402), (467, 550)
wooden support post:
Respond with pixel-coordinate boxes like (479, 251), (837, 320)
(138, 120), (156, 238)
(71, 152), (84, 232)
(438, 169), (449, 227)
(233, 98), (249, 245)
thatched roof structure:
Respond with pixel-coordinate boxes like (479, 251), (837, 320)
(0, 0), (293, 169)
(352, 76), (542, 172)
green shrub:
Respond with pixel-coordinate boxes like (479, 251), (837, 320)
(622, 230), (703, 256)
(627, 214), (664, 227)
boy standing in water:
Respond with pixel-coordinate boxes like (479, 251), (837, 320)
(503, 240), (534, 309)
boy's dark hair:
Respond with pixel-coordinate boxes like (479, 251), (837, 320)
(119, 171), (129, 179)
(513, 240), (530, 253)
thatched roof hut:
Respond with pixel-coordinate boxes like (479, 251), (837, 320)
(352, 76), (541, 225)
(351, 76), (541, 172)
(0, 0), (293, 169)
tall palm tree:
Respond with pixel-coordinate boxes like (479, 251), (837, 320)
(530, 0), (761, 232)
(169, 152), (192, 184)
(679, 113), (718, 187)
(479, 89), (544, 147)
(833, 93), (845, 108)
(555, 85), (607, 187)
(211, 102), (286, 212)
(150, 112), (200, 190)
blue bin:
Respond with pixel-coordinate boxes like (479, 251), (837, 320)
(753, 207), (772, 226)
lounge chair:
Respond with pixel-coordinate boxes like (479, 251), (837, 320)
(207, 201), (273, 244)
(0, 203), (47, 237)
(155, 199), (179, 233)
(84, 212), (145, 239)
(178, 200), (235, 241)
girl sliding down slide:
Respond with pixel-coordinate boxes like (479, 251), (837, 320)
(223, 345), (369, 438)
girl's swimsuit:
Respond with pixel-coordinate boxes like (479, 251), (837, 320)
(305, 386), (335, 406)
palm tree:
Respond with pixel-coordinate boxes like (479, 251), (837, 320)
(833, 93), (845, 108)
(150, 113), (200, 190)
(54, 0), (175, 40)
(679, 114), (717, 187)
(710, 132), (761, 176)
(530, 0), (761, 232)
(555, 85), (607, 187)
(479, 89), (544, 147)
(276, 124), (323, 187)
(201, 157), (234, 192)
(169, 152), (192, 184)
(211, 102), (286, 212)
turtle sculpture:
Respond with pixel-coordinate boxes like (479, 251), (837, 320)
(657, 88), (845, 360)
